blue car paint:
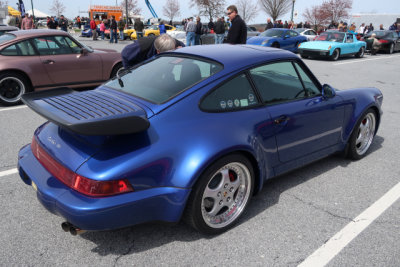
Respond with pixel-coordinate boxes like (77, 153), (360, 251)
(246, 29), (307, 52)
(18, 45), (383, 231)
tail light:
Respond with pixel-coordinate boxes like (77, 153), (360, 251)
(379, 39), (389, 43)
(31, 137), (133, 197)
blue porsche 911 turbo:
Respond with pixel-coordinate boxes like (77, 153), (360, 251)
(18, 44), (383, 235)
(246, 28), (307, 52)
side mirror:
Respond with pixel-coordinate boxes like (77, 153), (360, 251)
(322, 84), (336, 99)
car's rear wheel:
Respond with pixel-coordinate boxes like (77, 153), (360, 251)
(184, 154), (254, 234)
(347, 109), (377, 160)
(271, 42), (280, 48)
(0, 72), (31, 106)
(355, 46), (365, 58)
(388, 43), (394, 54)
(330, 49), (340, 61)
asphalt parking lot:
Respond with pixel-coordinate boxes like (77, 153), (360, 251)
(0, 39), (399, 266)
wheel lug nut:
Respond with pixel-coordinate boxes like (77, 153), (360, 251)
(217, 192), (221, 197)
(227, 197), (231, 202)
(230, 187), (234, 192)
(224, 184), (228, 188)
(219, 200), (223, 205)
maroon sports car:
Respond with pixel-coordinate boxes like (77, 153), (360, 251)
(0, 29), (122, 105)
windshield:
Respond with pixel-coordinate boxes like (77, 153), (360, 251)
(260, 29), (284, 38)
(0, 33), (16, 44)
(365, 31), (389, 38)
(316, 32), (345, 42)
(105, 56), (223, 104)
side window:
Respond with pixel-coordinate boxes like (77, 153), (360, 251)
(201, 74), (259, 111)
(63, 37), (82, 54)
(289, 31), (298, 37)
(0, 40), (36, 56)
(346, 34), (353, 43)
(249, 62), (305, 104)
(33, 36), (75, 55)
(293, 62), (320, 96)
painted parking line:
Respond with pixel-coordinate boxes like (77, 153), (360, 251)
(0, 168), (18, 177)
(333, 54), (400, 65)
(298, 181), (400, 267)
(0, 105), (27, 112)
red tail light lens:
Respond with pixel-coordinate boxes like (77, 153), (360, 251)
(31, 137), (133, 197)
(379, 39), (389, 43)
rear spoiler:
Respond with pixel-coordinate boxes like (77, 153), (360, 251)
(22, 87), (150, 136)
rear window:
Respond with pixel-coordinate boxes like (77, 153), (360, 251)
(0, 33), (16, 45)
(105, 56), (223, 104)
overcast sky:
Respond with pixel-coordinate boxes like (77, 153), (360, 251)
(13, 0), (400, 23)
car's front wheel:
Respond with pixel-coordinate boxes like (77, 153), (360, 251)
(347, 109), (377, 160)
(330, 48), (340, 61)
(184, 154), (254, 234)
(355, 46), (365, 58)
(0, 72), (31, 106)
(110, 62), (124, 78)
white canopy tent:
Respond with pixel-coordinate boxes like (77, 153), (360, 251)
(26, 9), (50, 18)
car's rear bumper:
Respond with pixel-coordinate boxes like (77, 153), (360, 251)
(18, 144), (190, 231)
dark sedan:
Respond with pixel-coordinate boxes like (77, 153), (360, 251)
(0, 29), (122, 105)
(364, 30), (400, 54)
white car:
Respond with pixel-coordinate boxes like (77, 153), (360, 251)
(294, 28), (317, 41)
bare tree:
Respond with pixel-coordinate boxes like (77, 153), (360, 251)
(50, 0), (66, 17)
(236, 0), (258, 23)
(163, 0), (180, 21)
(259, 0), (292, 22)
(303, 5), (328, 31)
(190, 0), (226, 22)
(320, 0), (352, 24)
(121, 0), (142, 16)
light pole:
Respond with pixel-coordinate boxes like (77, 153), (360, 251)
(290, 0), (296, 23)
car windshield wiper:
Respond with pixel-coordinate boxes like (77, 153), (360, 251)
(116, 69), (131, 88)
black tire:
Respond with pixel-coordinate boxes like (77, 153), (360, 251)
(347, 109), (377, 160)
(355, 46), (365, 58)
(271, 42), (280, 48)
(184, 153), (254, 235)
(388, 43), (394, 54)
(330, 48), (340, 61)
(110, 62), (123, 78)
(0, 72), (31, 106)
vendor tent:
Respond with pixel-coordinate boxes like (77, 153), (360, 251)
(8, 6), (21, 16)
(26, 9), (50, 18)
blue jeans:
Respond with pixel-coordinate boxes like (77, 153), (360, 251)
(195, 34), (201, 45)
(110, 29), (118, 43)
(119, 30), (124, 40)
(186, 32), (195, 46)
(101, 31), (105, 40)
(137, 32), (143, 39)
(215, 34), (225, 44)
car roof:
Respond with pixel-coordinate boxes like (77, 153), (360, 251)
(168, 44), (297, 71)
(4, 29), (69, 38)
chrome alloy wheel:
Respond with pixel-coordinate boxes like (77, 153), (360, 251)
(201, 162), (252, 229)
(355, 112), (376, 156)
(0, 76), (25, 104)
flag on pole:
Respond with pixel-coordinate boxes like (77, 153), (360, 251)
(18, 0), (26, 17)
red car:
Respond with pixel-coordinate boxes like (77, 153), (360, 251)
(0, 29), (122, 105)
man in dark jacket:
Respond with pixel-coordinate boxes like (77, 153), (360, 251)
(265, 18), (273, 30)
(58, 15), (68, 32)
(195, 17), (203, 45)
(214, 17), (225, 44)
(121, 34), (185, 69)
(134, 18), (145, 38)
(226, 5), (247, 44)
(110, 16), (118, 43)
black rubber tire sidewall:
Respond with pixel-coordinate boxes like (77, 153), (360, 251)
(184, 153), (254, 235)
(331, 49), (339, 61)
(347, 108), (377, 160)
(0, 72), (30, 106)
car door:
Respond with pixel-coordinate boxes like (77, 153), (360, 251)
(33, 35), (102, 86)
(341, 33), (355, 54)
(249, 61), (345, 163)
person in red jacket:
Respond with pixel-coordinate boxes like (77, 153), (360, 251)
(90, 19), (97, 40)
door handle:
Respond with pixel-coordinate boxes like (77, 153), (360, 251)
(274, 115), (290, 125)
(43, 60), (55, 64)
